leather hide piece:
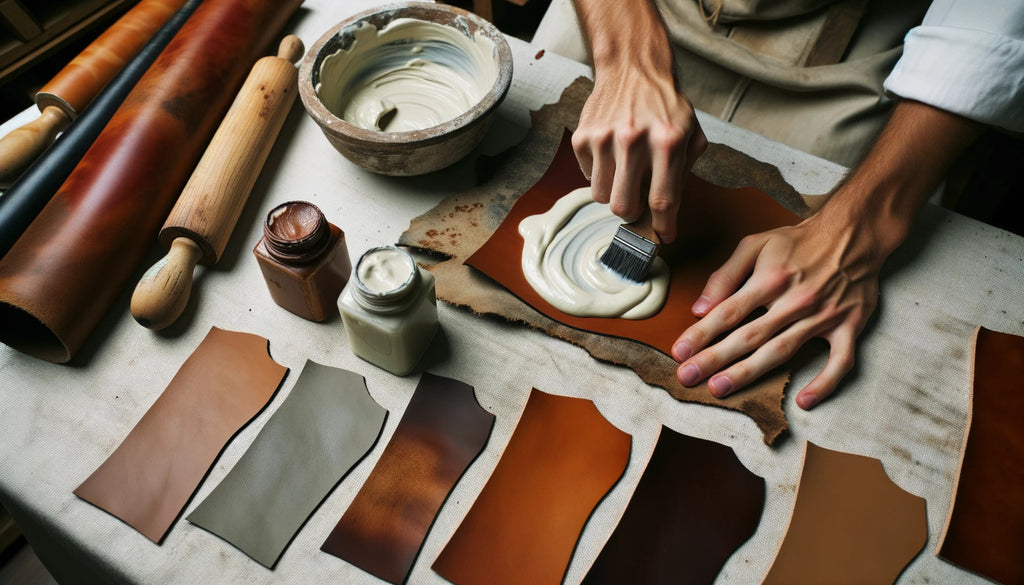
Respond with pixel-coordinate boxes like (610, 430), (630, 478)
(581, 426), (765, 585)
(74, 327), (287, 543)
(321, 372), (494, 583)
(432, 388), (631, 585)
(187, 360), (387, 568)
(938, 327), (1024, 584)
(401, 80), (795, 444)
(762, 442), (928, 584)
(0, 0), (302, 363)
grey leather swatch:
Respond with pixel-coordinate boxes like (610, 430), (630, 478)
(186, 360), (387, 568)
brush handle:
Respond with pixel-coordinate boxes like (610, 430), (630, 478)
(0, 107), (70, 188)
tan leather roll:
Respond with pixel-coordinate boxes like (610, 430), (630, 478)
(36, 0), (190, 118)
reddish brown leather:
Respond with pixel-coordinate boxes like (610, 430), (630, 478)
(73, 327), (287, 543)
(0, 0), (302, 363)
(465, 131), (800, 357)
(321, 373), (495, 584)
(582, 426), (764, 585)
(938, 327), (1024, 584)
(762, 442), (928, 584)
(432, 388), (631, 585)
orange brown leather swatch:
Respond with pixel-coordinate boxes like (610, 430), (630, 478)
(188, 360), (387, 568)
(432, 388), (631, 585)
(938, 327), (1024, 584)
(581, 426), (764, 585)
(762, 442), (927, 584)
(321, 372), (494, 583)
(465, 131), (800, 357)
(73, 327), (287, 543)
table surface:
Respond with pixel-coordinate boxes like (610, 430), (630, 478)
(2, 2), (1022, 584)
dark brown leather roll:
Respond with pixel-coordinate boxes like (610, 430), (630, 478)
(73, 327), (288, 543)
(582, 426), (765, 585)
(433, 388), (631, 585)
(938, 327), (1024, 584)
(0, 0), (303, 363)
(322, 372), (495, 584)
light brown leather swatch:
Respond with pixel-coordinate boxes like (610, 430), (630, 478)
(187, 361), (387, 568)
(762, 442), (928, 584)
(321, 372), (494, 583)
(466, 131), (800, 356)
(432, 388), (631, 585)
(938, 327), (1024, 584)
(74, 327), (287, 543)
(582, 426), (764, 585)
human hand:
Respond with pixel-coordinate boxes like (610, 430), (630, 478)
(572, 71), (707, 244)
(670, 211), (889, 409)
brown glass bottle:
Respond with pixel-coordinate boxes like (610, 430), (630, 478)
(254, 201), (352, 322)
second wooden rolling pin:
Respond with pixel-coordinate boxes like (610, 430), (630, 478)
(130, 35), (304, 330)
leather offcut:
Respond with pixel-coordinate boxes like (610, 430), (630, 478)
(938, 327), (1024, 584)
(433, 388), (631, 585)
(74, 327), (288, 543)
(321, 372), (494, 583)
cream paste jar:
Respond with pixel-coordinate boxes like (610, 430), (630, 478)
(338, 246), (438, 375)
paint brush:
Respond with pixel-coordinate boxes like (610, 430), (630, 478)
(599, 210), (661, 283)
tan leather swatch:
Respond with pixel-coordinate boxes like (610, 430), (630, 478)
(465, 130), (800, 357)
(763, 442), (928, 584)
(938, 327), (1024, 584)
(187, 361), (387, 568)
(582, 426), (764, 585)
(321, 372), (494, 583)
(432, 388), (631, 585)
(74, 327), (287, 543)
(400, 80), (794, 445)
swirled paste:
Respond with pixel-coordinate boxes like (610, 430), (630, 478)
(519, 188), (670, 319)
(317, 18), (497, 132)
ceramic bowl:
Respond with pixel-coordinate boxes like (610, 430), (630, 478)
(298, 2), (513, 176)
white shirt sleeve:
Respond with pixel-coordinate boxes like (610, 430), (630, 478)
(883, 0), (1024, 131)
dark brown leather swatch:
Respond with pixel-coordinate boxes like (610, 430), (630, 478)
(432, 388), (631, 585)
(763, 442), (928, 584)
(581, 426), (765, 585)
(321, 372), (494, 583)
(938, 327), (1024, 584)
(465, 131), (801, 358)
(73, 327), (287, 542)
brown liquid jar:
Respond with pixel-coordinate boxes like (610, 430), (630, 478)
(254, 201), (352, 322)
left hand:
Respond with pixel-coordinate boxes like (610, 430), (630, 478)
(670, 211), (887, 409)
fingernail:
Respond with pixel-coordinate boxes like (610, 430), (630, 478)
(692, 296), (711, 315)
(709, 375), (732, 398)
(678, 363), (700, 386)
(798, 393), (820, 410)
(671, 340), (692, 362)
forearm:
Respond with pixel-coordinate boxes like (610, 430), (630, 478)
(572, 0), (675, 81)
(813, 99), (983, 256)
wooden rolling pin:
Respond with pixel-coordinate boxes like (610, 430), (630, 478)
(131, 35), (304, 330)
(0, 0), (187, 187)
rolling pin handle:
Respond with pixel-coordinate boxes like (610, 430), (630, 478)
(0, 106), (71, 188)
(131, 237), (204, 330)
(277, 35), (304, 64)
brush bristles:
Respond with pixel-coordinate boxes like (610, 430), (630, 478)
(599, 225), (659, 283)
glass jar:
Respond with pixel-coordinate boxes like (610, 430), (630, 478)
(338, 246), (438, 376)
(254, 201), (351, 322)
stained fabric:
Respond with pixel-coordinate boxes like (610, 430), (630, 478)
(187, 360), (387, 568)
(938, 327), (1024, 584)
(762, 442), (928, 584)
(73, 327), (287, 543)
(582, 426), (764, 585)
(432, 388), (630, 585)
(321, 372), (494, 583)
